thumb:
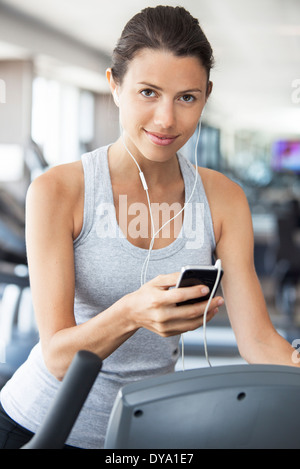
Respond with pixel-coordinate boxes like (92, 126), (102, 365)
(150, 272), (180, 289)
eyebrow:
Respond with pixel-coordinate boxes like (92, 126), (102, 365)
(137, 82), (203, 94)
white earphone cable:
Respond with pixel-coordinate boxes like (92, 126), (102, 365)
(122, 122), (201, 286)
(121, 122), (220, 370)
(202, 260), (222, 367)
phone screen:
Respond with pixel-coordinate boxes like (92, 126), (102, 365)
(176, 266), (223, 305)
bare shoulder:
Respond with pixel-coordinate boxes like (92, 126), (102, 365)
(26, 161), (84, 237)
(199, 167), (249, 211)
(27, 161), (83, 209)
(198, 167), (251, 243)
(28, 160), (83, 200)
(199, 167), (245, 198)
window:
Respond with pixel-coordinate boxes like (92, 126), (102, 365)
(31, 77), (94, 167)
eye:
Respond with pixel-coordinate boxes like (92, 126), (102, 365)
(140, 89), (156, 98)
(180, 94), (195, 103)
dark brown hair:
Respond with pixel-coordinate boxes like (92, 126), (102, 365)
(111, 5), (214, 90)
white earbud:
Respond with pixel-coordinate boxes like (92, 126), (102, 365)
(113, 89), (119, 106)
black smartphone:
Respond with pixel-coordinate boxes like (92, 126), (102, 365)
(175, 263), (223, 306)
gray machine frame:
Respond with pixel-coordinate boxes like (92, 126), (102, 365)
(105, 364), (300, 449)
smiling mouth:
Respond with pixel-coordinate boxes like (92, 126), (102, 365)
(144, 130), (179, 146)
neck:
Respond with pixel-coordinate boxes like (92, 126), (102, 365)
(109, 137), (181, 187)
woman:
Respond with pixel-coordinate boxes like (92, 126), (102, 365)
(0, 5), (298, 450)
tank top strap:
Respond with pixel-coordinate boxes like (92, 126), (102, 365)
(178, 153), (216, 252)
(73, 145), (109, 247)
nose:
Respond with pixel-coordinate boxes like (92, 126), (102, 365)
(153, 98), (176, 129)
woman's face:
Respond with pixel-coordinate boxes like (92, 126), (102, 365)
(110, 48), (211, 163)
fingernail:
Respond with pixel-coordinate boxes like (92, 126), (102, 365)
(217, 298), (224, 306)
(201, 286), (210, 294)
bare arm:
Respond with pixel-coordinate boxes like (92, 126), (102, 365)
(26, 165), (222, 380)
(26, 165), (138, 379)
(202, 168), (299, 366)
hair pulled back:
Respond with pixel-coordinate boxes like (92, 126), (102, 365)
(111, 5), (214, 87)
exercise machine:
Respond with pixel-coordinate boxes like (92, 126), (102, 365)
(22, 350), (300, 449)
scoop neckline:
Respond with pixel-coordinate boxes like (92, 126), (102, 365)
(104, 148), (194, 260)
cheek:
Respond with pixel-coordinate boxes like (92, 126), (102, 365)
(180, 114), (201, 138)
(119, 101), (147, 132)
(184, 102), (206, 133)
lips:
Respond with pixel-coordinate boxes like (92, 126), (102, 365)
(144, 129), (179, 146)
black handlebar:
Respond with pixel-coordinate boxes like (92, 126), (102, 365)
(22, 350), (102, 449)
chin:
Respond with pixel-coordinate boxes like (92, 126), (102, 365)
(142, 139), (185, 162)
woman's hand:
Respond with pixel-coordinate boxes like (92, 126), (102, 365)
(127, 272), (224, 337)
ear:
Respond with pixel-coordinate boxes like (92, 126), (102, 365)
(206, 80), (213, 99)
(106, 68), (119, 106)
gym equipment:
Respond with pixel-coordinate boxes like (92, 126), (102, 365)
(105, 363), (300, 449)
(22, 351), (300, 449)
(0, 139), (49, 387)
(22, 350), (102, 449)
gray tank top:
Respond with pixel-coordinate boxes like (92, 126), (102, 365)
(0, 145), (216, 449)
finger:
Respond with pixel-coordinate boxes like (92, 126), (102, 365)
(164, 284), (210, 305)
(156, 306), (220, 336)
(149, 272), (181, 289)
(161, 296), (223, 324)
